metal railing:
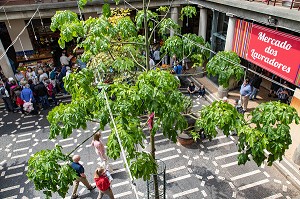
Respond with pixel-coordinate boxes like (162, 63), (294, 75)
(262, 0), (300, 11)
(0, 0), (76, 6)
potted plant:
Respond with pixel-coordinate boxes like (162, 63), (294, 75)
(177, 97), (197, 145)
(206, 51), (244, 98)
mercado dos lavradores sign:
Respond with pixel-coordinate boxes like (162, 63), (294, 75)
(233, 20), (300, 86)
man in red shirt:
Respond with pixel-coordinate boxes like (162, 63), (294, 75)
(94, 166), (115, 199)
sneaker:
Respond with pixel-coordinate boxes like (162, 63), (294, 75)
(87, 185), (96, 191)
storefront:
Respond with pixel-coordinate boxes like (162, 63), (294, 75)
(232, 19), (300, 90)
(15, 18), (61, 70)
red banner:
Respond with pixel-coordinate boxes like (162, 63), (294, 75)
(246, 24), (300, 85)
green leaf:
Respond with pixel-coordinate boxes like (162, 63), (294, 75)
(27, 145), (77, 198)
(180, 6), (197, 20)
(206, 51), (243, 88)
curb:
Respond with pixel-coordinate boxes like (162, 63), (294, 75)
(273, 160), (300, 191)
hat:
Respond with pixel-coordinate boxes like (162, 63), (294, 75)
(8, 77), (14, 82)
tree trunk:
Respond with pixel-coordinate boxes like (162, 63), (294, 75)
(143, 0), (159, 197)
(144, 0), (150, 71)
(150, 133), (159, 199)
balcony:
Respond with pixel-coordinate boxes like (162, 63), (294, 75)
(0, 0), (76, 6)
(250, 0), (300, 11)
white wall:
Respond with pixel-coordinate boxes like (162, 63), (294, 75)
(0, 39), (14, 78)
(5, 19), (33, 52)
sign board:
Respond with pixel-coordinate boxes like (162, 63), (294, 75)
(246, 24), (300, 85)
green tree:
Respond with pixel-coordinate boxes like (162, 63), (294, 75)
(196, 100), (300, 167)
(206, 51), (244, 88)
(27, 1), (205, 198)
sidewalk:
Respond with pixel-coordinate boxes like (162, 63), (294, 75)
(190, 75), (300, 191)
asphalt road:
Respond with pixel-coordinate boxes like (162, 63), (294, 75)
(0, 95), (299, 199)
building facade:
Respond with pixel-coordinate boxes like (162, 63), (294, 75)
(1, 0), (300, 162)
(0, 0), (300, 87)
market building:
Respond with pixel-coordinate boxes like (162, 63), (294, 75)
(0, 0), (300, 157)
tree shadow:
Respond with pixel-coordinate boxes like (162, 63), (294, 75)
(0, 160), (42, 198)
(111, 170), (128, 180)
(191, 165), (232, 199)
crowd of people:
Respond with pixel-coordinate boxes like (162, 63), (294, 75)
(0, 50), (85, 114)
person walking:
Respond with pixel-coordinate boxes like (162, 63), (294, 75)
(240, 78), (252, 112)
(249, 75), (262, 100)
(94, 166), (115, 199)
(71, 155), (96, 199)
(91, 132), (110, 168)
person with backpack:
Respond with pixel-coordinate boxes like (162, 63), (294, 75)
(0, 81), (14, 112)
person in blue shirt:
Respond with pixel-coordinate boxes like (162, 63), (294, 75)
(21, 84), (34, 103)
(71, 155), (95, 199)
(174, 61), (183, 75)
(240, 78), (252, 112)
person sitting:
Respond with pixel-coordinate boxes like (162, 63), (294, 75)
(197, 84), (206, 98)
(187, 81), (197, 97)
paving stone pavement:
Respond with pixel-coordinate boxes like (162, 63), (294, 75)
(0, 96), (300, 199)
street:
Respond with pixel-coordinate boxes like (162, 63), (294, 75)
(0, 96), (299, 199)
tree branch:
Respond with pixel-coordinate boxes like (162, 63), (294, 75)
(67, 128), (100, 157)
(129, 50), (146, 71)
(108, 50), (116, 61)
(110, 41), (145, 45)
(148, 0), (174, 43)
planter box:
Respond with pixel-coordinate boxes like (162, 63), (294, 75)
(177, 133), (194, 145)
